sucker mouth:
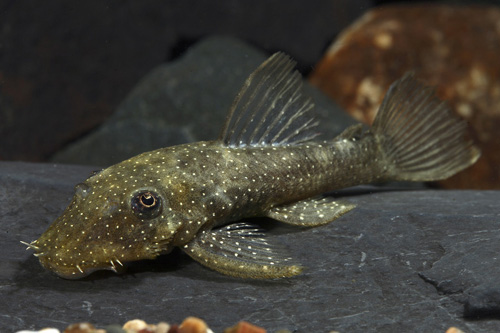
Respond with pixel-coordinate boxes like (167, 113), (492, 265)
(42, 259), (126, 279)
(70, 259), (126, 278)
(21, 240), (127, 279)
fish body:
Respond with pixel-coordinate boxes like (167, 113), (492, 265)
(24, 53), (480, 279)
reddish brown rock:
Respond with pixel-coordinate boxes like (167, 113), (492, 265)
(178, 317), (209, 333)
(309, 4), (500, 189)
(63, 323), (96, 333)
(224, 321), (266, 333)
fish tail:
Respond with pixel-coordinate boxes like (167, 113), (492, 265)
(371, 73), (480, 182)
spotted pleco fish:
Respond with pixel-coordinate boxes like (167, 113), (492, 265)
(22, 53), (480, 279)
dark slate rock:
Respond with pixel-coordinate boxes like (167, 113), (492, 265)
(419, 221), (500, 320)
(2, 161), (500, 331)
(420, 225), (500, 295)
(464, 285), (500, 319)
(51, 36), (356, 167)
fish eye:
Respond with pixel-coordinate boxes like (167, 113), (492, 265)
(131, 190), (162, 218)
(140, 193), (156, 207)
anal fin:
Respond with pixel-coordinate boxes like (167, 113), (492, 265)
(183, 223), (302, 279)
(266, 197), (355, 226)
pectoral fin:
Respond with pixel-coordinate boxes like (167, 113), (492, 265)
(266, 197), (355, 226)
(183, 223), (302, 279)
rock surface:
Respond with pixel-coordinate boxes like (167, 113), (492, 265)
(2, 161), (500, 331)
(309, 4), (500, 189)
(50, 36), (356, 167)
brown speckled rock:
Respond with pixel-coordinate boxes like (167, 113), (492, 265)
(309, 4), (500, 189)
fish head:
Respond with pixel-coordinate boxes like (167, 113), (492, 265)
(29, 155), (183, 279)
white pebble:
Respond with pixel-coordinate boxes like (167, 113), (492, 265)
(16, 329), (60, 333)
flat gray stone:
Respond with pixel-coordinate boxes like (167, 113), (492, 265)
(51, 36), (356, 167)
(419, 208), (500, 320)
(464, 285), (500, 319)
(2, 161), (500, 331)
(420, 226), (500, 294)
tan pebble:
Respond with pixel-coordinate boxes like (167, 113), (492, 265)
(223, 321), (266, 333)
(64, 322), (95, 333)
(154, 322), (170, 333)
(179, 317), (208, 333)
(446, 328), (465, 333)
(16, 329), (60, 333)
(123, 319), (148, 331)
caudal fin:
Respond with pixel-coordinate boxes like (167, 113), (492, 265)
(372, 73), (480, 182)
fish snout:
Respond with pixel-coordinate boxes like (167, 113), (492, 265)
(32, 239), (129, 279)
(29, 219), (158, 279)
(20, 239), (95, 279)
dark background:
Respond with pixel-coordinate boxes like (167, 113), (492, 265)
(1, 0), (498, 163)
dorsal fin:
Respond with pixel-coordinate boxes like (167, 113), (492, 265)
(219, 52), (319, 147)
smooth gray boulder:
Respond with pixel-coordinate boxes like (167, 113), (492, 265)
(51, 36), (356, 167)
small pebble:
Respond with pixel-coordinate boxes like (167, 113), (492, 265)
(16, 328), (61, 333)
(64, 323), (95, 333)
(123, 319), (148, 331)
(178, 317), (209, 333)
(167, 324), (180, 333)
(155, 322), (171, 333)
(104, 324), (126, 333)
(224, 321), (266, 333)
(446, 328), (465, 333)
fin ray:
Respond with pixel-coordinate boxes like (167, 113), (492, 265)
(183, 223), (302, 279)
(220, 53), (318, 147)
(372, 73), (480, 181)
(266, 197), (355, 226)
